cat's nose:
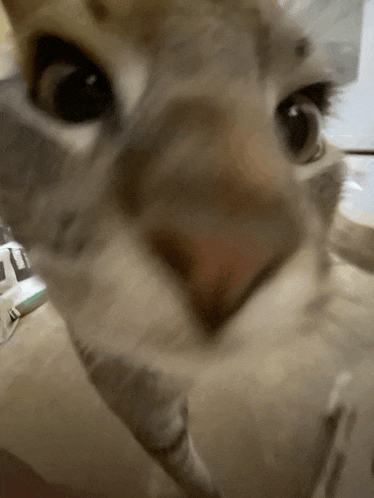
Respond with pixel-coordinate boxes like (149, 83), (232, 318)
(125, 99), (306, 332)
(148, 214), (301, 333)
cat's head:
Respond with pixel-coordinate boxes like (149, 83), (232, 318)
(1, 0), (345, 341)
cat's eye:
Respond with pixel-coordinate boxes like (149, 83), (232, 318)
(277, 93), (325, 164)
(33, 61), (114, 123)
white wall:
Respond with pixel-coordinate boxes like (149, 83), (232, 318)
(324, 0), (374, 222)
(326, 0), (374, 149)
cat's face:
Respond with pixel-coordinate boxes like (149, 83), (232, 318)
(1, 0), (343, 344)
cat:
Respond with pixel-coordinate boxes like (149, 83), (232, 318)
(1, 0), (373, 496)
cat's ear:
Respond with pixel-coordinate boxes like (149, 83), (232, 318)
(280, 0), (365, 86)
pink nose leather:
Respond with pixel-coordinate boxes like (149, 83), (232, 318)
(190, 228), (271, 300)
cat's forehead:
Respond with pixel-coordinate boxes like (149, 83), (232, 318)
(4, 0), (319, 91)
(4, 0), (277, 24)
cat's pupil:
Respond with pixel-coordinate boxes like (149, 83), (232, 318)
(286, 104), (312, 153)
(53, 68), (113, 123)
(277, 98), (321, 164)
